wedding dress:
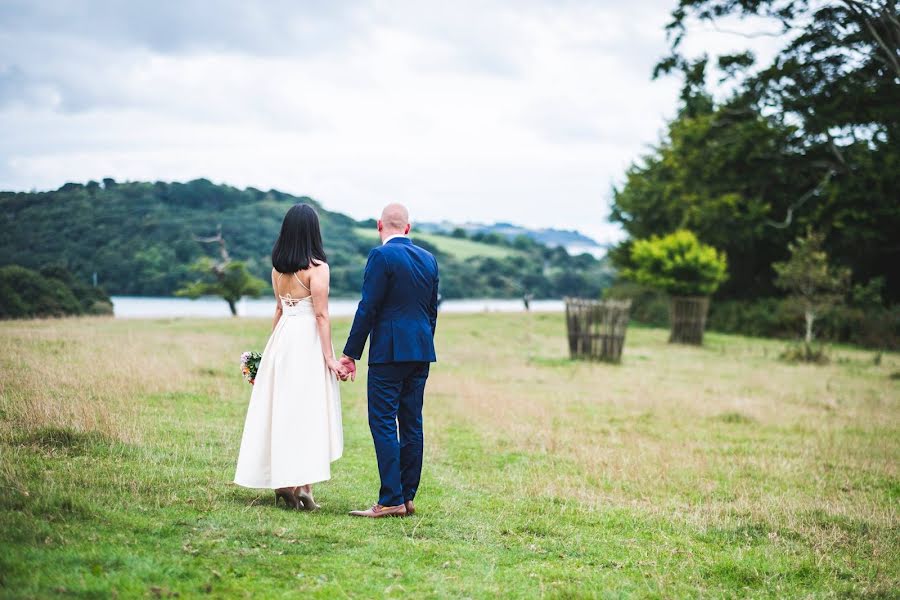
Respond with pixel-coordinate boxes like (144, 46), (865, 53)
(234, 271), (343, 489)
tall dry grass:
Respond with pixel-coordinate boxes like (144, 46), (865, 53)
(1, 312), (896, 541)
(427, 314), (900, 535)
(1, 312), (896, 595)
(0, 317), (242, 444)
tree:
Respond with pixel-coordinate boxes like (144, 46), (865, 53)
(175, 228), (265, 316)
(658, 1), (899, 148)
(610, 105), (810, 298)
(177, 259), (266, 316)
(773, 228), (850, 345)
(646, 0), (900, 300)
(626, 230), (728, 297)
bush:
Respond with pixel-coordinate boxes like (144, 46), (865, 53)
(38, 266), (113, 315)
(707, 298), (793, 338)
(817, 304), (900, 350)
(708, 298), (900, 350)
(0, 265), (112, 319)
(626, 230), (728, 296)
(0, 265), (83, 318)
(780, 342), (830, 364)
(611, 287), (900, 350)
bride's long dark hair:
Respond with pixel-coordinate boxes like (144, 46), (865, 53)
(271, 203), (327, 273)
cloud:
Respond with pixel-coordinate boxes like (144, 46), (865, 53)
(0, 65), (40, 108)
(0, 1), (369, 57)
(0, 0), (781, 244)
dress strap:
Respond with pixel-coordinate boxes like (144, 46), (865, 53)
(293, 271), (311, 292)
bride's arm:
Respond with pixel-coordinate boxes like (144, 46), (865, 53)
(309, 264), (345, 377)
(271, 269), (282, 331)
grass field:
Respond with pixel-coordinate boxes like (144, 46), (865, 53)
(1, 313), (898, 598)
(354, 228), (521, 260)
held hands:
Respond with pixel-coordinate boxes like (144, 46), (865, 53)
(326, 355), (356, 382)
(327, 358), (350, 381)
(339, 355), (357, 382)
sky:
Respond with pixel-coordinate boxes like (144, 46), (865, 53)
(0, 1), (782, 244)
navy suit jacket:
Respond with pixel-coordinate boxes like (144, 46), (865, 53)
(343, 237), (439, 364)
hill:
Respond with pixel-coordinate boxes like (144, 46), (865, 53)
(353, 228), (521, 261)
(0, 179), (613, 299)
(418, 221), (608, 257)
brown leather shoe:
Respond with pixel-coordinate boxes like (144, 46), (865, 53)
(404, 500), (415, 516)
(349, 503), (408, 518)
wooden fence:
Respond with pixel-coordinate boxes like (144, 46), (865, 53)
(564, 298), (631, 363)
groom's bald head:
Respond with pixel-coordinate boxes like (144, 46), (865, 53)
(378, 203), (411, 240)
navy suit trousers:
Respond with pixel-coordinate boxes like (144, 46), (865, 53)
(367, 361), (430, 506)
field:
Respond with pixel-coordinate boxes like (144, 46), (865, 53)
(353, 228), (521, 260)
(1, 313), (898, 598)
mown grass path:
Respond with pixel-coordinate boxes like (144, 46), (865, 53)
(1, 314), (897, 598)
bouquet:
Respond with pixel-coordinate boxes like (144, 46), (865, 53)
(240, 351), (262, 384)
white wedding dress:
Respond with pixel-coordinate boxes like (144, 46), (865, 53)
(234, 272), (343, 489)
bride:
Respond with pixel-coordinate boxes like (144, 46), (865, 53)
(234, 203), (346, 510)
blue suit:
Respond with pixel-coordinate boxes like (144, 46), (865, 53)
(343, 237), (439, 506)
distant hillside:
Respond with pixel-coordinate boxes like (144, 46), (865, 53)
(354, 228), (522, 260)
(417, 221), (607, 257)
(0, 179), (613, 299)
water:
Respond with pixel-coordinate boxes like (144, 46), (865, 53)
(111, 296), (565, 319)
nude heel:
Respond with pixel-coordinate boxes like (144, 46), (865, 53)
(297, 488), (320, 511)
(275, 488), (301, 509)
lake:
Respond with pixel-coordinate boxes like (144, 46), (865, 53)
(111, 296), (565, 319)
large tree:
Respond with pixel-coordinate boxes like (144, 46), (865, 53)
(612, 0), (900, 301)
(610, 102), (812, 298)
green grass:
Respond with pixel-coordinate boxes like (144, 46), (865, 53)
(1, 314), (898, 598)
(354, 228), (521, 260)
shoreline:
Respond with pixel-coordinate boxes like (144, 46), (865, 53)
(111, 296), (566, 319)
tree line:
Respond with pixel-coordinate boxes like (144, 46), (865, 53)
(607, 0), (899, 349)
(0, 179), (612, 307)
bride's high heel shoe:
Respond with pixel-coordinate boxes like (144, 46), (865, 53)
(275, 488), (301, 509)
(295, 486), (320, 511)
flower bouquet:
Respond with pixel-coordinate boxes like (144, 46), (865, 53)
(240, 351), (262, 384)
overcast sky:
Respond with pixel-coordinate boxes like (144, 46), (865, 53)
(0, 1), (781, 244)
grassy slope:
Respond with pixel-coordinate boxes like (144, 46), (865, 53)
(353, 228), (521, 260)
(0, 314), (898, 598)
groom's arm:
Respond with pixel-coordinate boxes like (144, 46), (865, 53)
(343, 249), (390, 360)
(429, 260), (439, 336)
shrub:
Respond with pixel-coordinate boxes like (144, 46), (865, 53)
(707, 298), (794, 338)
(38, 266), (113, 315)
(780, 342), (830, 365)
(620, 292), (900, 350)
(0, 265), (113, 320)
(626, 230), (728, 296)
(0, 265), (83, 319)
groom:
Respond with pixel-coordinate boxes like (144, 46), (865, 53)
(341, 203), (439, 518)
